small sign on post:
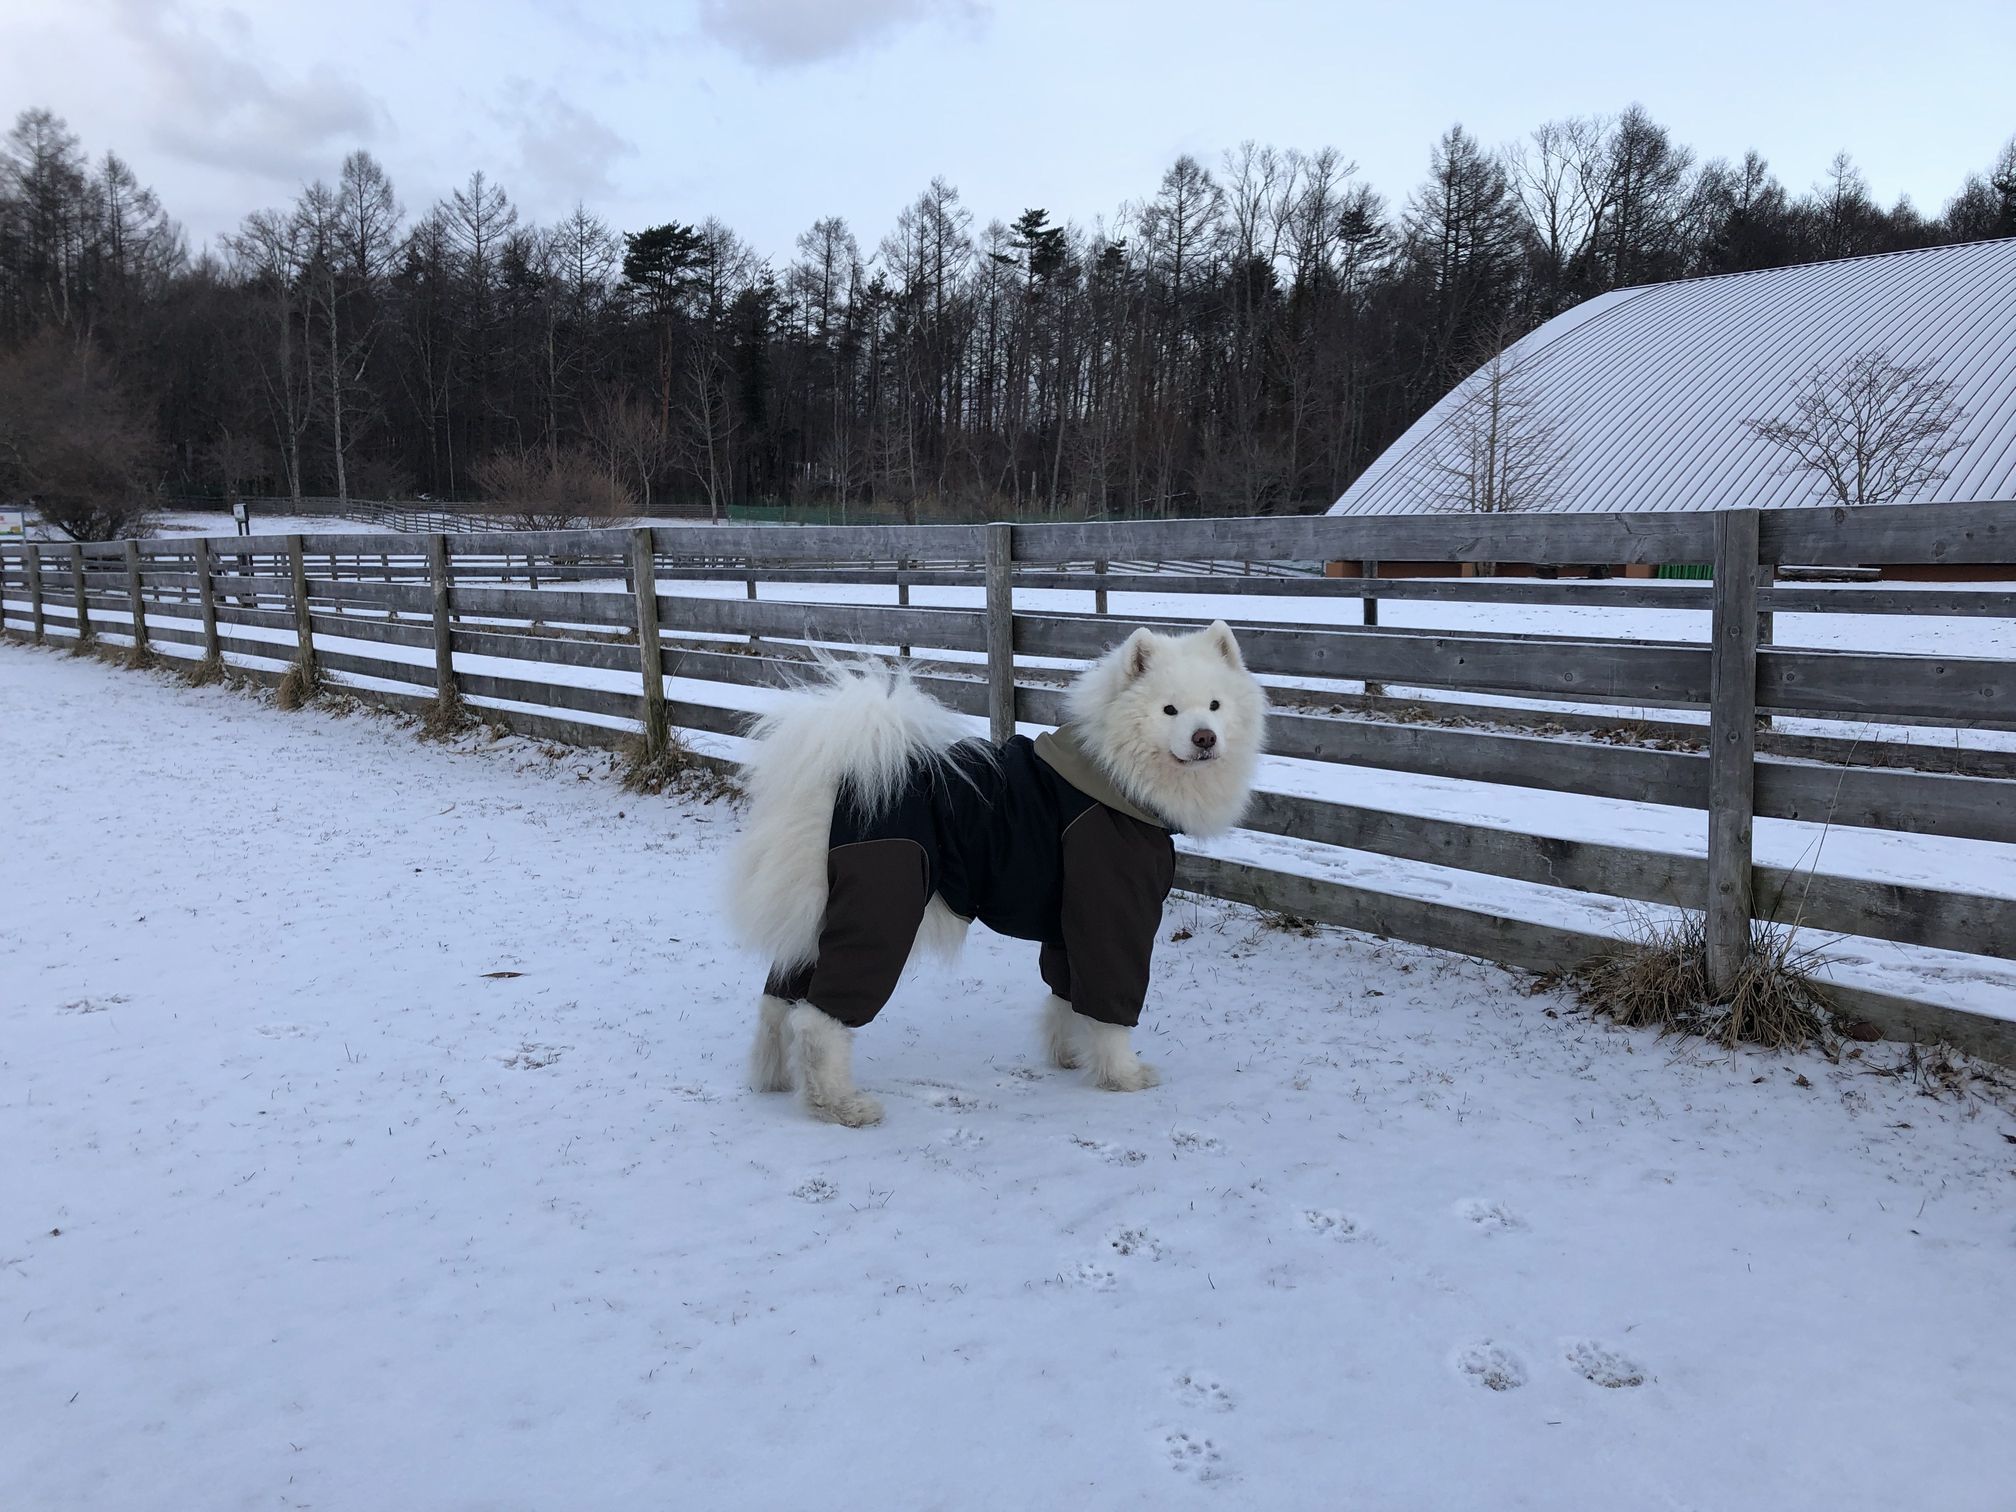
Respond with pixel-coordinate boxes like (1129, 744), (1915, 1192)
(232, 500), (249, 537)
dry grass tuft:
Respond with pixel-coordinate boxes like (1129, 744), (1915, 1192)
(121, 641), (157, 671)
(1260, 912), (1321, 937)
(181, 653), (227, 688)
(275, 659), (319, 711)
(1553, 914), (1837, 1053)
(419, 691), (477, 742)
(619, 733), (742, 803)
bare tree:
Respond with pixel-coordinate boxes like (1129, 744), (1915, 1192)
(587, 382), (668, 512)
(475, 445), (635, 530)
(1422, 327), (1572, 519)
(0, 330), (160, 539)
(1744, 349), (1966, 506)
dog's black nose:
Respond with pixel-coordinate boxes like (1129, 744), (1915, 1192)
(1191, 728), (1217, 751)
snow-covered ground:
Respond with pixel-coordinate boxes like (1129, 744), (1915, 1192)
(4, 643), (2014, 1512)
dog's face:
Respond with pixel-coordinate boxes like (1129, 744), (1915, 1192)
(1118, 622), (1259, 769)
(1066, 620), (1267, 836)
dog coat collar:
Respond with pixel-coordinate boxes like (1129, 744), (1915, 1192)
(1032, 725), (1174, 832)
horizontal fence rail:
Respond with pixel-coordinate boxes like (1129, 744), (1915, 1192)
(4, 497), (2013, 1063)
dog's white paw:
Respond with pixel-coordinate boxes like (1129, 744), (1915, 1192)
(808, 1091), (884, 1127)
(1094, 1059), (1161, 1092)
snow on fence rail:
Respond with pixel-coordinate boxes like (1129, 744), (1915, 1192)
(4, 502), (2014, 1061)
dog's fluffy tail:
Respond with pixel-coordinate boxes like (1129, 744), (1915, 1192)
(727, 657), (969, 973)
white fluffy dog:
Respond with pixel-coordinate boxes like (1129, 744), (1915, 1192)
(727, 622), (1267, 1125)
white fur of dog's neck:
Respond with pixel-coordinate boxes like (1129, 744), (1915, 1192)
(1062, 620), (1266, 838)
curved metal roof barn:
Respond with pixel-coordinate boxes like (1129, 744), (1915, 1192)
(1329, 238), (2016, 516)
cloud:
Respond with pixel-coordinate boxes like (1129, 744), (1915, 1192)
(696, 0), (987, 66)
(493, 81), (639, 210)
(110, 0), (389, 184)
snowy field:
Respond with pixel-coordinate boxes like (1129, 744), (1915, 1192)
(4, 643), (2014, 1512)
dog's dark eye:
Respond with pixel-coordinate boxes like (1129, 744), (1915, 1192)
(1209, 700), (1220, 711)
(1163, 704), (1178, 716)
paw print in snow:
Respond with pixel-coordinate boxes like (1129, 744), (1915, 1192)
(1106, 1226), (1165, 1260)
(1173, 1372), (1235, 1413)
(1063, 1260), (1118, 1291)
(927, 1089), (985, 1114)
(1300, 1208), (1364, 1240)
(1070, 1135), (1146, 1166)
(939, 1127), (986, 1150)
(1456, 1342), (1527, 1391)
(1565, 1339), (1647, 1388)
(1162, 1430), (1225, 1482)
(1454, 1199), (1525, 1233)
(792, 1178), (838, 1203)
(1170, 1128), (1224, 1153)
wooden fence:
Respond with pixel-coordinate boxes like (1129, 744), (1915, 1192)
(4, 501), (2013, 1062)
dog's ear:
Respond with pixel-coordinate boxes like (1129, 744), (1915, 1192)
(1120, 627), (1155, 680)
(1204, 619), (1244, 668)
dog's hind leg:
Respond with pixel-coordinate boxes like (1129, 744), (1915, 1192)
(789, 1005), (884, 1126)
(749, 993), (797, 1092)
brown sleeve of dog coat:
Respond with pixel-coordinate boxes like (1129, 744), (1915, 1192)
(1049, 808), (1176, 1028)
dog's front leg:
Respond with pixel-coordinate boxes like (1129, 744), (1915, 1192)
(788, 1005), (885, 1126)
(1082, 1017), (1161, 1092)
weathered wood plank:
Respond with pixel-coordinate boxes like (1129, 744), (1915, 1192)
(1173, 852), (1612, 975)
(986, 522), (1015, 741)
(1707, 510), (1761, 993)
(69, 545), (93, 640)
(1761, 586), (2016, 617)
(450, 626), (638, 673)
(301, 577), (435, 613)
(1756, 866), (2016, 962)
(446, 584), (635, 627)
(1241, 789), (1705, 910)
(285, 536), (319, 687)
(1016, 612), (1713, 706)
(1760, 499), (2016, 566)
(1754, 760), (2016, 845)
(307, 613), (436, 650)
(1015, 511), (1720, 566)
(630, 527), (669, 758)
(28, 544), (46, 642)
(425, 534), (455, 703)
(656, 593), (990, 653)
(123, 539), (150, 654)
(650, 522), (989, 562)
(1760, 647), (2016, 723)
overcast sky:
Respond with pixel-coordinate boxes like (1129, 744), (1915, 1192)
(3, 0), (2011, 261)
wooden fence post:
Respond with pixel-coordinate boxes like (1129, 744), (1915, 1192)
(896, 556), (912, 659)
(630, 527), (670, 760)
(285, 534), (320, 693)
(1362, 558), (1384, 698)
(70, 544), (92, 642)
(123, 539), (151, 661)
(1756, 571), (1776, 732)
(193, 537), (221, 665)
(27, 544), (45, 643)
(985, 521), (1015, 744)
(1706, 509), (1761, 996)
(1094, 556), (1108, 616)
(426, 533), (456, 706)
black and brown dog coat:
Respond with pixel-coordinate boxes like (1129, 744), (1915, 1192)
(764, 726), (1176, 1030)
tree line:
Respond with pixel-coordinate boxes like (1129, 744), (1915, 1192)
(2, 102), (2012, 535)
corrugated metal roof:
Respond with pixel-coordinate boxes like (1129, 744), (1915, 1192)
(1330, 238), (2016, 515)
